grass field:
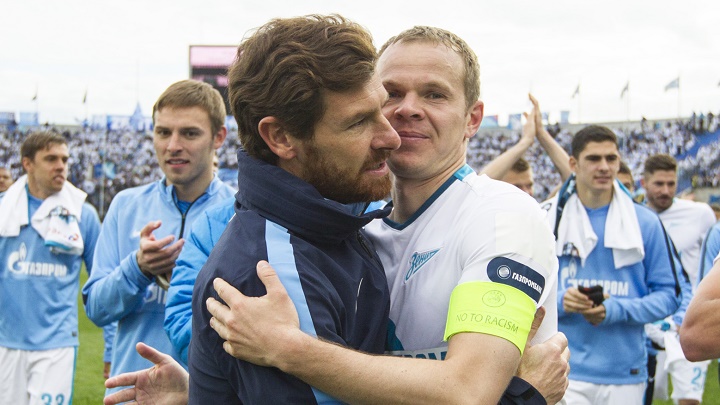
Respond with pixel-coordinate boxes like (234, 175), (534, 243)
(72, 270), (720, 404)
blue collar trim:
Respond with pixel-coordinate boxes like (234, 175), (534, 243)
(383, 165), (474, 230)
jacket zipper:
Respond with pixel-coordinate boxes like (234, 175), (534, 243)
(174, 195), (202, 239)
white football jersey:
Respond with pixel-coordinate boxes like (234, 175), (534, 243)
(366, 166), (558, 359)
(658, 198), (716, 287)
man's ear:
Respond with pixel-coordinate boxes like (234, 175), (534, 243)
(569, 156), (577, 172)
(21, 156), (32, 173)
(258, 117), (297, 160)
(640, 177), (646, 188)
(464, 100), (484, 140)
(213, 126), (228, 149)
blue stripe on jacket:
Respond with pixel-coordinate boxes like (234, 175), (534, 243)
(265, 220), (341, 404)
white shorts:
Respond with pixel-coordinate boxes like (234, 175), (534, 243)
(667, 357), (710, 403)
(654, 331), (711, 403)
(564, 379), (645, 405)
(0, 346), (77, 405)
(653, 350), (669, 401)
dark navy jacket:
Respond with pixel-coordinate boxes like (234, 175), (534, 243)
(189, 150), (391, 404)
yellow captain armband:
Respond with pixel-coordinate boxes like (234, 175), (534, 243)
(444, 282), (536, 354)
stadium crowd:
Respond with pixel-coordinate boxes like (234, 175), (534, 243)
(466, 115), (717, 200)
(0, 126), (242, 216)
(1, 113), (717, 209)
(0, 14), (719, 404)
(0, 113), (720, 208)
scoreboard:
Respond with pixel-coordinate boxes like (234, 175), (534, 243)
(189, 45), (237, 113)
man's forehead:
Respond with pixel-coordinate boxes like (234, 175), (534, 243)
(323, 76), (386, 118)
(40, 143), (69, 156)
(378, 41), (463, 79)
(647, 170), (677, 181)
(581, 141), (619, 156)
(154, 106), (210, 127)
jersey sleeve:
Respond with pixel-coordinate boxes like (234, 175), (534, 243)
(603, 213), (680, 325)
(451, 198), (558, 349)
(80, 202), (101, 275)
(698, 224), (720, 284)
(165, 212), (215, 365)
(82, 197), (154, 327)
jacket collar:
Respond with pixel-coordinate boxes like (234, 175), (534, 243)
(236, 150), (390, 244)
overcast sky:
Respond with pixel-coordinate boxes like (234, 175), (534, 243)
(2, 0), (718, 126)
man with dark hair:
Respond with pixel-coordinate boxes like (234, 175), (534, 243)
(500, 157), (535, 195)
(0, 131), (101, 404)
(82, 79), (234, 394)
(617, 161), (634, 192)
(642, 154), (714, 288)
(641, 153), (715, 405)
(0, 167), (12, 193)
(545, 125), (680, 403)
(202, 23), (567, 404)
(105, 20), (570, 405)
(186, 15), (399, 403)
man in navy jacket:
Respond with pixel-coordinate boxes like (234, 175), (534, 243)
(188, 15), (400, 404)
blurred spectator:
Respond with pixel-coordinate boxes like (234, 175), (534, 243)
(0, 167), (12, 192)
(1, 112), (717, 209)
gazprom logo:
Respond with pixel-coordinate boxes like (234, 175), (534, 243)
(497, 265), (512, 279)
(487, 257), (545, 303)
(7, 243), (68, 277)
(405, 248), (440, 282)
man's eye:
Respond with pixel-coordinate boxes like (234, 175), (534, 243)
(349, 118), (366, 129)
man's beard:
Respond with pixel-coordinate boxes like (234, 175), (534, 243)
(301, 144), (392, 204)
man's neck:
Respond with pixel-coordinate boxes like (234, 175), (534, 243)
(647, 201), (672, 214)
(576, 186), (613, 209)
(389, 161), (464, 224)
(27, 181), (52, 200)
(169, 174), (212, 202)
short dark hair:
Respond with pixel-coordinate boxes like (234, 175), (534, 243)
(643, 154), (677, 176)
(571, 125), (618, 158)
(228, 14), (376, 164)
(21, 131), (67, 161)
(618, 160), (632, 175)
(379, 26), (480, 110)
(152, 79), (226, 136)
(510, 157), (530, 173)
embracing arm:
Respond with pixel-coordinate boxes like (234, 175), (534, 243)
(208, 264), (520, 405)
(285, 331), (519, 405)
(680, 259), (720, 361)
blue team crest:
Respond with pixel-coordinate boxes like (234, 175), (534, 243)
(405, 248), (440, 282)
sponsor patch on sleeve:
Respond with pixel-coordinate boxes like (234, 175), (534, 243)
(444, 281), (535, 354)
(487, 257), (545, 304)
